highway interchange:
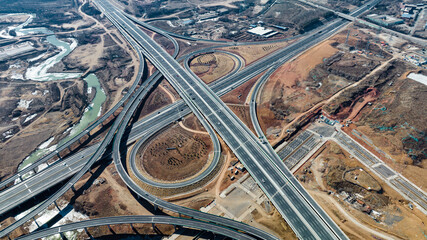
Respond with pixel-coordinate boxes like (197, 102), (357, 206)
(1, 0), (419, 239)
(95, 0), (350, 239)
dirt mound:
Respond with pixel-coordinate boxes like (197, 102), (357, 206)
(189, 52), (235, 84)
(136, 124), (213, 182)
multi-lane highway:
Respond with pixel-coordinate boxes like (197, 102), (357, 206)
(15, 215), (256, 240)
(109, 57), (277, 240)
(95, 0), (350, 239)
(0, 25), (160, 238)
(0, 48), (248, 216)
(334, 131), (427, 214)
(0, 15), (348, 218)
(0, 0), (383, 238)
(0, 5), (272, 240)
(0, 29), (149, 191)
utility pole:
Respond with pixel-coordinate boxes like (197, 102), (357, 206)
(345, 29), (350, 46)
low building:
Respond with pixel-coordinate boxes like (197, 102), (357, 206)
(401, 13), (414, 19)
(273, 25), (289, 31)
(366, 14), (404, 27)
(247, 26), (278, 38)
(180, 19), (194, 26)
(198, 11), (218, 21)
(217, 8), (229, 15)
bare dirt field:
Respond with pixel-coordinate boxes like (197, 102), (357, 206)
(258, 39), (339, 139)
(296, 142), (427, 239)
(189, 52), (236, 84)
(227, 104), (256, 134)
(221, 72), (262, 105)
(137, 79), (175, 119)
(135, 124), (213, 182)
(220, 40), (292, 66)
(258, 28), (389, 143)
(0, 1), (140, 179)
(0, 79), (87, 179)
(324, 58), (427, 191)
(181, 113), (206, 133)
(251, 207), (297, 240)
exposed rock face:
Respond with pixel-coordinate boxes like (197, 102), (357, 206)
(0, 78), (87, 179)
(60, 82), (88, 117)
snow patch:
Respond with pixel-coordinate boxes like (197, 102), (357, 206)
(38, 137), (54, 149)
(63, 127), (72, 135)
(25, 38), (80, 81)
(24, 201), (89, 234)
(2, 129), (14, 139)
(166, 20), (176, 28)
(11, 72), (24, 79)
(24, 113), (37, 123)
(9, 63), (21, 69)
(18, 99), (33, 109)
(28, 52), (47, 62)
(407, 73), (427, 86)
(37, 163), (48, 172)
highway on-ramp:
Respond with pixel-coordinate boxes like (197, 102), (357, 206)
(96, 0), (350, 238)
(1, 0), (380, 237)
(15, 216), (255, 240)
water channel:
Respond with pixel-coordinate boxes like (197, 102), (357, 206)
(4, 14), (107, 170)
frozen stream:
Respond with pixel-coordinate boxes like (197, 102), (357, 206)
(3, 14), (107, 170)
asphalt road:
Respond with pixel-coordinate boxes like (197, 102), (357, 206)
(0, 7), (271, 240)
(108, 37), (278, 240)
(1, 0), (380, 237)
(15, 215), (255, 240)
(96, 0), (349, 239)
(0, 0), (351, 194)
(0, 25), (157, 238)
(0, 49), (244, 216)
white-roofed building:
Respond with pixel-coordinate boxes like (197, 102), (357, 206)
(247, 26), (278, 38)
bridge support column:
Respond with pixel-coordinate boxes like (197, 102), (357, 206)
(19, 175), (23, 182)
(57, 152), (62, 160)
(71, 185), (76, 192)
(152, 223), (155, 231)
(130, 223), (139, 234)
(153, 204), (158, 211)
(33, 217), (40, 228)
(54, 201), (61, 211)
(59, 232), (67, 240)
(108, 224), (115, 234)
(178, 213), (181, 218)
(84, 227), (94, 240)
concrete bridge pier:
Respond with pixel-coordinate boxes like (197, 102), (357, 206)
(32, 217), (40, 228)
(84, 227), (94, 240)
(54, 201), (61, 211)
(59, 232), (67, 240)
(130, 223), (139, 234)
(107, 224), (116, 235)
